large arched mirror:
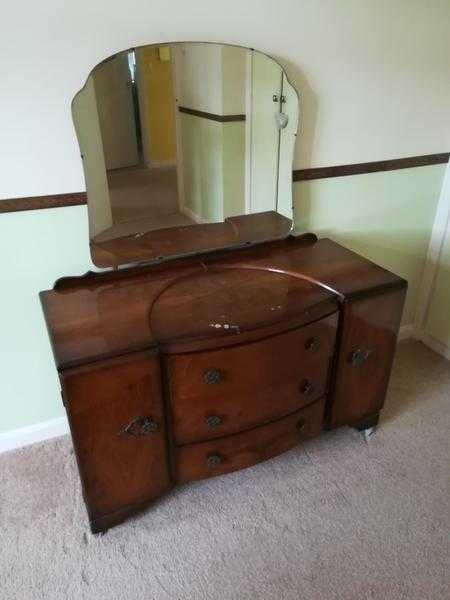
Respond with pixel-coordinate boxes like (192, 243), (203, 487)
(72, 42), (299, 268)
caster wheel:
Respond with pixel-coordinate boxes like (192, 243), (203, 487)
(353, 413), (380, 436)
(361, 426), (377, 440)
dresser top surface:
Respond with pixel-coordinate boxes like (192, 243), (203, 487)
(150, 266), (338, 352)
(40, 237), (406, 369)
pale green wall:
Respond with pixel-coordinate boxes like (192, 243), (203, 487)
(294, 164), (446, 326)
(180, 115), (224, 222)
(0, 207), (94, 434)
(425, 220), (450, 347)
(180, 117), (245, 223)
(222, 123), (246, 218)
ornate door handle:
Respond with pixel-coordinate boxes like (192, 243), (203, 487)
(120, 416), (159, 437)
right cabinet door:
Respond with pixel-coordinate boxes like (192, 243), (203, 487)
(328, 286), (406, 428)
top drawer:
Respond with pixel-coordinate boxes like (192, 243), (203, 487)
(166, 313), (338, 444)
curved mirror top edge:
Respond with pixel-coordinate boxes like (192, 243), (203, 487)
(71, 42), (300, 269)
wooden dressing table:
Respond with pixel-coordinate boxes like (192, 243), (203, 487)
(41, 234), (406, 532)
(41, 41), (407, 531)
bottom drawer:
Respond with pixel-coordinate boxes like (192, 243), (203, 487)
(176, 397), (325, 483)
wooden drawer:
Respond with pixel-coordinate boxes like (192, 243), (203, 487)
(166, 314), (337, 444)
(176, 397), (325, 483)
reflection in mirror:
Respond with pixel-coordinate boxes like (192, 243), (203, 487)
(72, 43), (299, 267)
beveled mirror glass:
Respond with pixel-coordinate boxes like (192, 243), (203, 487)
(72, 43), (299, 268)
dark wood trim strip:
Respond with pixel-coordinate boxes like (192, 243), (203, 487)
(0, 192), (87, 214)
(1, 152), (448, 214)
(293, 153), (449, 181)
(179, 106), (246, 123)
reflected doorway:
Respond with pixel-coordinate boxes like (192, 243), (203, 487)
(93, 46), (189, 242)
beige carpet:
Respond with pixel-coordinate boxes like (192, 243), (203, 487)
(1, 340), (449, 600)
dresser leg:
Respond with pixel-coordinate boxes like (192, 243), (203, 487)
(90, 521), (110, 535)
(88, 497), (161, 533)
(90, 516), (111, 534)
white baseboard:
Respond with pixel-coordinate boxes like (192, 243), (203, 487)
(0, 416), (69, 455)
(417, 331), (450, 361)
(399, 323), (450, 360)
(180, 205), (206, 224)
(398, 324), (415, 341)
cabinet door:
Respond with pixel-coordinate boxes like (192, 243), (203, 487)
(328, 287), (406, 428)
(61, 351), (171, 527)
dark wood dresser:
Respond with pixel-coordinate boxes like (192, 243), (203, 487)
(40, 235), (406, 532)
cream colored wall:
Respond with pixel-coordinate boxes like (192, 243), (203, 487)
(1, 0), (449, 201)
(177, 44), (224, 114)
(425, 225), (450, 348)
(423, 164), (450, 350)
(221, 46), (246, 115)
(0, 0), (449, 438)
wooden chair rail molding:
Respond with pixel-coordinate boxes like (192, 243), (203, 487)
(293, 152), (450, 182)
(1, 153), (448, 214)
(0, 192), (87, 214)
(178, 106), (246, 122)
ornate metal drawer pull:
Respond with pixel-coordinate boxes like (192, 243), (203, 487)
(203, 369), (223, 384)
(206, 453), (223, 468)
(305, 337), (321, 352)
(350, 348), (372, 367)
(205, 415), (223, 428)
(300, 379), (315, 396)
(121, 416), (159, 437)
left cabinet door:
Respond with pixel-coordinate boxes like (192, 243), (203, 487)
(60, 351), (171, 531)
